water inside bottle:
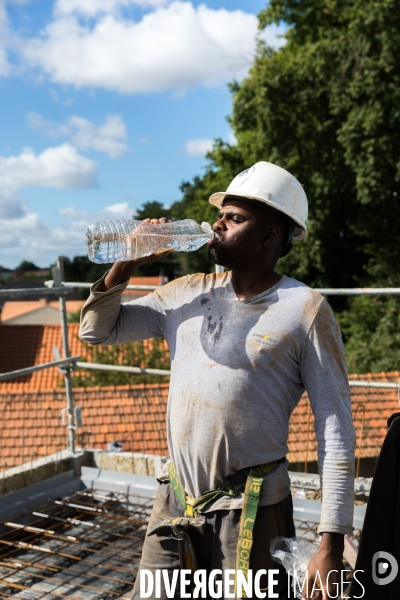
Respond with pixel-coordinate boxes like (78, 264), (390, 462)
(86, 219), (213, 264)
(130, 231), (211, 257)
(165, 232), (212, 251)
(155, 221), (213, 252)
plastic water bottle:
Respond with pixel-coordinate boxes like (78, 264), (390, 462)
(86, 219), (214, 264)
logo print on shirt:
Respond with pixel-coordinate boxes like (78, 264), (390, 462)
(252, 333), (277, 348)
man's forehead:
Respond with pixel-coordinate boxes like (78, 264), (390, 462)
(221, 196), (265, 215)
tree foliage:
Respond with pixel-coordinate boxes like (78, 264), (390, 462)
(167, 0), (400, 372)
(338, 295), (400, 373)
(258, 0), (400, 287)
(69, 338), (170, 386)
(16, 260), (41, 272)
(68, 309), (82, 323)
(128, 201), (188, 279)
(134, 201), (173, 221)
(51, 0), (400, 374)
(61, 256), (109, 284)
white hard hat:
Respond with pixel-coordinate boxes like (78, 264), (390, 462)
(209, 161), (308, 241)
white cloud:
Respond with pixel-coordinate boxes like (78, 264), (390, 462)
(18, 2), (284, 94)
(70, 115), (128, 158)
(101, 201), (133, 218)
(58, 206), (91, 220)
(0, 144), (97, 209)
(0, 198), (26, 219)
(0, 200), (138, 268)
(0, 0), (34, 76)
(0, 209), (93, 269)
(28, 112), (69, 137)
(0, 212), (50, 261)
(54, 0), (169, 18)
(185, 138), (213, 156)
(0, 2), (11, 76)
(28, 113), (128, 158)
(59, 201), (134, 222)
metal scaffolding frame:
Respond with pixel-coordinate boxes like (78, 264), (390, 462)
(1, 256), (400, 459)
(0, 256), (170, 457)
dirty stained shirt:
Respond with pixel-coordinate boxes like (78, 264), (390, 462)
(79, 272), (356, 535)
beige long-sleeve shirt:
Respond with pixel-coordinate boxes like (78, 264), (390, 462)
(80, 271), (356, 534)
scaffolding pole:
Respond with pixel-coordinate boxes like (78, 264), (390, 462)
(53, 257), (76, 455)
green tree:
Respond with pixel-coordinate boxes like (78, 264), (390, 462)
(257, 0), (400, 288)
(61, 256), (109, 284)
(69, 337), (170, 386)
(171, 142), (246, 275)
(168, 0), (400, 372)
(134, 200), (172, 220)
(48, 256), (110, 299)
(16, 260), (40, 272)
(133, 200), (209, 278)
(338, 295), (400, 373)
(68, 309), (82, 323)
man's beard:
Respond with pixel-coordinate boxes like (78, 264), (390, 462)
(208, 243), (230, 266)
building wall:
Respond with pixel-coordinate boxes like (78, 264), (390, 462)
(4, 307), (61, 325)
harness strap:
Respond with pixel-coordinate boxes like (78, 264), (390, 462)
(168, 459), (282, 598)
(168, 461), (238, 517)
(235, 464), (273, 598)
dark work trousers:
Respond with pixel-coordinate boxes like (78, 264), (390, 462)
(132, 481), (295, 600)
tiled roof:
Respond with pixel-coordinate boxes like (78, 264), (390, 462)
(122, 276), (166, 301)
(0, 324), (169, 393)
(1, 321), (399, 470)
(0, 385), (169, 469)
(0, 374), (399, 471)
(127, 276), (165, 286)
(1, 300), (84, 322)
(288, 372), (400, 464)
(0, 324), (84, 392)
(349, 371), (400, 459)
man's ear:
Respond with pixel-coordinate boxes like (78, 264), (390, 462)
(262, 223), (281, 247)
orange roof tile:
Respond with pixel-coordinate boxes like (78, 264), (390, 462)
(128, 276), (164, 286)
(0, 324), (85, 392)
(289, 373), (400, 464)
(1, 322), (399, 471)
(0, 374), (398, 471)
(122, 276), (166, 301)
(0, 324), (169, 393)
(0, 384), (170, 469)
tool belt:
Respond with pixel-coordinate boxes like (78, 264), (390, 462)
(148, 458), (285, 598)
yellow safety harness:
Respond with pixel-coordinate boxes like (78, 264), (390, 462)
(167, 459), (284, 597)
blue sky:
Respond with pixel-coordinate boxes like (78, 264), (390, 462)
(0, 0), (284, 268)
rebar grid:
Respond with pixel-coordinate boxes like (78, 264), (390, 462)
(294, 517), (361, 546)
(0, 488), (153, 600)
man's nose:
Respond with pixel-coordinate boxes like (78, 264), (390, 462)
(213, 216), (225, 231)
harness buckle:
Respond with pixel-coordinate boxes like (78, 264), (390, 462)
(185, 503), (195, 518)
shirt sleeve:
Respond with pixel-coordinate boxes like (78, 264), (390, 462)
(79, 274), (169, 345)
(300, 298), (356, 535)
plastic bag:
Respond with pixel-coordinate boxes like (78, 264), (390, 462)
(270, 537), (318, 599)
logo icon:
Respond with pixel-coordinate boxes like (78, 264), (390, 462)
(372, 551), (398, 585)
(230, 166), (255, 188)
